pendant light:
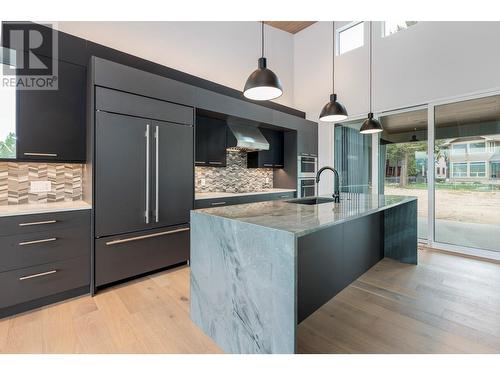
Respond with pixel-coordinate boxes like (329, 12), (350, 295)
(360, 21), (383, 134)
(319, 21), (348, 122)
(243, 22), (283, 101)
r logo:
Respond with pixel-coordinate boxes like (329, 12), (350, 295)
(1, 22), (58, 90)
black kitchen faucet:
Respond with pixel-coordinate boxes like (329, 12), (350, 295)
(316, 166), (340, 203)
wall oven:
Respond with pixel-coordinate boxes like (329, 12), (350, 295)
(298, 178), (316, 198)
(298, 155), (317, 178)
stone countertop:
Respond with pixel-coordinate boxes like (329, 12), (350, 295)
(0, 200), (92, 217)
(193, 193), (417, 237)
(195, 188), (296, 200)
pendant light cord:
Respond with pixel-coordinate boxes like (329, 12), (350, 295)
(261, 21), (264, 58)
(369, 21), (373, 113)
(332, 21), (335, 93)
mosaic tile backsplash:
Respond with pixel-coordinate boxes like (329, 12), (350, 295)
(0, 162), (83, 205)
(195, 151), (273, 193)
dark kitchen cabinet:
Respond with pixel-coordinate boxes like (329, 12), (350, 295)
(152, 120), (194, 229)
(93, 87), (193, 288)
(95, 111), (150, 237)
(16, 55), (86, 162)
(95, 111), (194, 237)
(195, 115), (227, 167)
(298, 128), (318, 157)
(0, 209), (90, 318)
(247, 128), (284, 168)
(95, 225), (189, 287)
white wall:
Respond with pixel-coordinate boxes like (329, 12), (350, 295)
(293, 21), (500, 194)
(56, 21), (295, 107)
(301, 21), (500, 117)
(57, 21), (500, 194)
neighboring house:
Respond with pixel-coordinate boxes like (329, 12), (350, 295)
(384, 151), (447, 181)
(443, 136), (500, 183)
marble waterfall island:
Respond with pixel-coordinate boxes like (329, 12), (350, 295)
(190, 194), (417, 354)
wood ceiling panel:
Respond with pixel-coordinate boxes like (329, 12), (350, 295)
(263, 21), (316, 34)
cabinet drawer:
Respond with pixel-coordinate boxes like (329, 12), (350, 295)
(0, 256), (90, 310)
(0, 226), (90, 273)
(95, 225), (189, 287)
(0, 210), (90, 237)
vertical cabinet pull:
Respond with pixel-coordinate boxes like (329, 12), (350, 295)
(145, 124), (150, 224)
(155, 125), (160, 223)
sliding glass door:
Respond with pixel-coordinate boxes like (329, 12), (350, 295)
(334, 120), (372, 193)
(367, 94), (500, 255)
(433, 95), (500, 252)
(378, 108), (429, 239)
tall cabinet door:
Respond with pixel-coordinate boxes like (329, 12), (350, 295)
(151, 120), (194, 228)
(95, 111), (151, 237)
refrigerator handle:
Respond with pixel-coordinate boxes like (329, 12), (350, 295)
(145, 124), (150, 224)
(155, 125), (159, 223)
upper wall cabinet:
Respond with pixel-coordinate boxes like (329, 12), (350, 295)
(195, 115), (227, 167)
(0, 53), (17, 160)
(16, 55), (86, 162)
(297, 128), (318, 157)
(247, 128), (284, 168)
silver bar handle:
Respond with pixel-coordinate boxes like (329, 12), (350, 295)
(263, 163), (274, 167)
(155, 125), (159, 223)
(211, 201), (226, 206)
(24, 152), (58, 157)
(105, 227), (190, 246)
(208, 161), (223, 165)
(19, 270), (57, 281)
(145, 124), (150, 224)
(19, 237), (57, 246)
(19, 220), (57, 227)
(302, 161), (316, 164)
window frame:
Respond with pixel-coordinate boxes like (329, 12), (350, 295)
(336, 21), (365, 56)
(451, 162), (468, 178)
(381, 21), (418, 38)
(468, 141), (486, 154)
(469, 161), (486, 177)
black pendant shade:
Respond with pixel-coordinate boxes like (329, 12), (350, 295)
(319, 94), (348, 122)
(243, 23), (283, 101)
(243, 57), (283, 101)
(360, 22), (383, 134)
(360, 112), (383, 134)
(319, 21), (348, 122)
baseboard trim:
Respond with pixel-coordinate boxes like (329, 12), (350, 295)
(0, 286), (90, 320)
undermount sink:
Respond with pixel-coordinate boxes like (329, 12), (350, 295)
(287, 197), (336, 205)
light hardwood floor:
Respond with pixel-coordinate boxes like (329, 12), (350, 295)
(1, 248), (500, 354)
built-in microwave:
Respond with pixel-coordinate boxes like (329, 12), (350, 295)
(298, 155), (317, 178)
(298, 177), (316, 198)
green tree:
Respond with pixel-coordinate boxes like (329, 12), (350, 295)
(386, 139), (446, 187)
(0, 132), (16, 159)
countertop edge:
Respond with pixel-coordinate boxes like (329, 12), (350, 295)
(195, 189), (297, 201)
(0, 202), (92, 217)
(191, 209), (297, 240)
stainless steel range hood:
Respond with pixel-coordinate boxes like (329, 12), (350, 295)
(226, 117), (270, 152)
